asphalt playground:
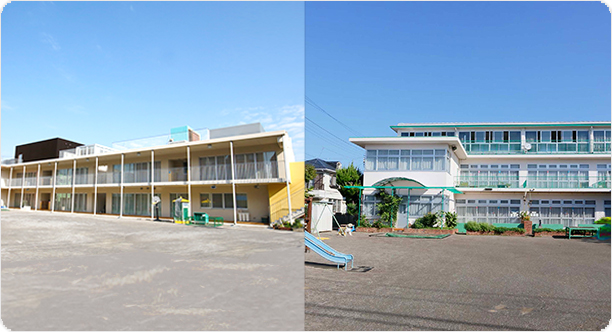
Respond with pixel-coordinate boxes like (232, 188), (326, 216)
(305, 232), (610, 330)
(2, 210), (304, 330)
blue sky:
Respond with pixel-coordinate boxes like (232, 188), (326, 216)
(2, 1), (304, 160)
(305, 1), (611, 170)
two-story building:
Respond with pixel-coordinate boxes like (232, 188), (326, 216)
(1, 123), (304, 225)
(350, 121), (611, 228)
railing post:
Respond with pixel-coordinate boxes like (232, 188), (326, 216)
(35, 164), (40, 211)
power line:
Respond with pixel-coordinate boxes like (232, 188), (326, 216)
(305, 117), (363, 151)
(306, 96), (364, 137)
(305, 125), (363, 153)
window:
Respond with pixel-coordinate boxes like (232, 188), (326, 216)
(364, 149), (448, 172)
(509, 131), (521, 142)
(525, 131), (537, 142)
(224, 193), (234, 209)
(212, 193), (223, 208)
(200, 193), (211, 208)
(236, 194), (248, 209)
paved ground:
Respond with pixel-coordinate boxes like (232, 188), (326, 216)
(2, 210), (304, 330)
(305, 232), (610, 331)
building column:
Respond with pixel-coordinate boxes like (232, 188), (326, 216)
(94, 157), (98, 216)
(35, 164), (41, 211)
(357, 188), (362, 227)
(282, 134), (293, 224)
(441, 189), (445, 228)
(20, 166), (25, 208)
(230, 141), (237, 226)
(51, 162), (57, 212)
(120, 154), (124, 218)
(71, 159), (76, 213)
(7, 167), (12, 208)
(520, 128), (526, 152)
(187, 146), (192, 219)
(589, 127), (594, 153)
(151, 150), (155, 220)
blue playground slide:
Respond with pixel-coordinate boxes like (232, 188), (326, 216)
(305, 231), (354, 270)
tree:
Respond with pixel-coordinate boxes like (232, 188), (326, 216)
(305, 164), (316, 187)
(375, 190), (402, 227)
(336, 163), (362, 208)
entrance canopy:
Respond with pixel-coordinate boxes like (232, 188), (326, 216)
(344, 185), (463, 194)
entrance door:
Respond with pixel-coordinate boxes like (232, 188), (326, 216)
(397, 196), (409, 228)
(96, 193), (106, 214)
(40, 193), (51, 210)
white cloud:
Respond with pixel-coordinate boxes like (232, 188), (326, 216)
(41, 32), (60, 51)
(2, 100), (14, 111)
(237, 104), (304, 161)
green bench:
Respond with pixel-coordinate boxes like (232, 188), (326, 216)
(566, 226), (598, 239)
(190, 212), (224, 227)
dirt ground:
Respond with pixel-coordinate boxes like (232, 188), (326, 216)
(2, 210), (304, 330)
(305, 232), (610, 330)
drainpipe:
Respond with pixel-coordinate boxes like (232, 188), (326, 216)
(357, 188), (362, 227)
(230, 141), (237, 226)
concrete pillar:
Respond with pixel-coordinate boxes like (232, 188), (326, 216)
(51, 162), (57, 212)
(151, 150), (155, 220)
(94, 157), (98, 216)
(120, 154), (124, 218)
(71, 159), (76, 213)
(7, 167), (12, 208)
(187, 146), (192, 220)
(20, 166), (25, 208)
(230, 141), (237, 225)
(35, 164), (41, 211)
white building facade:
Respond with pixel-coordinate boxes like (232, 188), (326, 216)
(350, 122), (611, 228)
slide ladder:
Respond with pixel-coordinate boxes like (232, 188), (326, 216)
(305, 231), (354, 270)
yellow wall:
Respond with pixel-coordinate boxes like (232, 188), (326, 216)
(268, 162), (305, 223)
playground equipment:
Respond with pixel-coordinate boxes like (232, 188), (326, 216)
(305, 231), (354, 270)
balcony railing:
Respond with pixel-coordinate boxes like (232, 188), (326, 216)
(191, 161), (279, 181)
(123, 170), (154, 184)
(158, 167), (188, 182)
(75, 173), (95, 185)
(40, 176), (53, 186)
(460, 140), (611, 155)
(97, 172), (121, 185)
(10, 178), (22, 187)
(455, 176), (611, 189)
(24, 177), (38, 187)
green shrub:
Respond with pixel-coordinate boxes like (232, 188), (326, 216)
(534, 227), (564, 233)
(372, 220), (389, 229)
(292, 221), (304, 229)
(444, 212), (458, 229)
(464, 221), (480, 232)
(595, 217), (611, 225)
(493, 227), (524, 234)
(359, 219), (372, 228)
(413, 213), (439, 229)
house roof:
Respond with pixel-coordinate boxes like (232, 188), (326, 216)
(306, 158), (338, 172)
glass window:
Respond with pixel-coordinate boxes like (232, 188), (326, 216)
(236, 194), (248, 209)
(459, 132), (470, 142)
(224, 193), (234, 209)
(475, 132), (486, 142)
(576, 131), (589, 142)
(562, 131), (573, 142)
(200, 193), (211, 208)
(525, 131), (537, 142)
(212, 193), (223, 208)
(509, 131), (521, 142)
(594, 131), (605, 142)
(541, 131), (551, 142)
